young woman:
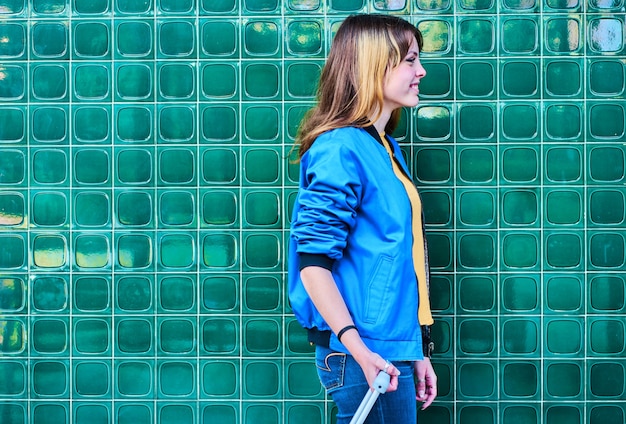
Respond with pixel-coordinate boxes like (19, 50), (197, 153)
(288, 13), (437, 423)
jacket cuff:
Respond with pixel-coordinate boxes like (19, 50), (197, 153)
(298, 253), (334, 271)
(421, 325), (434, 358)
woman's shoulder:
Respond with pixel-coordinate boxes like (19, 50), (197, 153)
(313, 126), (373, 150)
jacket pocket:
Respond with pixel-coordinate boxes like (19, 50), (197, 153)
(363, 255), (394, 324)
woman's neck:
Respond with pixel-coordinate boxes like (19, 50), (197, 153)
(371, 109), (391, 135)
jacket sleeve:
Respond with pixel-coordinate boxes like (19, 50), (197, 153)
(291, 136), (363, 263)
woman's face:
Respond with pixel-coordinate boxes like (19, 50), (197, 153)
(382, 37), (426, 112)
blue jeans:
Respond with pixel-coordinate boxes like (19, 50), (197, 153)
(315, 345), (417, 424)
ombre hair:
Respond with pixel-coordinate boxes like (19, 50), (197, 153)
(296, 14), (423, 158)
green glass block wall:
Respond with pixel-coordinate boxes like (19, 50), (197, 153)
(0, 0), (625, 423)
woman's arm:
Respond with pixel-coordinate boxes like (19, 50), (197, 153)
(300, 265), (401, 391)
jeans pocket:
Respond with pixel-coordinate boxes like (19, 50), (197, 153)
(315, 349), (347, 391)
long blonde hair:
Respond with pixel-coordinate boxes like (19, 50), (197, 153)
(296, 14), (423, 158)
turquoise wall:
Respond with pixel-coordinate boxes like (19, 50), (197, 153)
(0, 0), (625, 423)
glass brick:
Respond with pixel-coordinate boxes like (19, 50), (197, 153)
(32, 191), (68, 226)
(244, 318), (280, 355)
(458, 190), (495, 227)
(502, 61), (539, 97)
(589, 60), (625, 96)
(117, 191), (152, 226)
(159, 405), (194, 424)
(32, 361), (68, 396)
(545, 362), (582, 398)
(420, 61), (452, 98)
(427, 232), (453, 270)
(0, 361), (25, 395)
(159, 319), (195, 354)
(158, 64), (194, 100)
(244, 404), (280, 424)
(545, 60), (581, 97)
(590, 189), (625, 226)
(545, 17), (581, 53)
(286, 20), (322, 56)
(458, 362), (496, 398)
(589, 319), (625, 355)
(202, 105), (237, 141)
(116, 0), (153, 14)
(502, 319), (539, 355)
(116, 404), (152, 424)
(202, 317), (238, 354)
(159, 0), (193, 13)
(74, 191), (110, 227)
(159, 148), (195, 185)
(0, 191), (25, 227)
(458, 318), (495, 355)
(0, 108), (25, 142)
(458, 275), (495, 312)
(502, 189), (538, 226)
(243, 233), (281, 270)
(416, 106), (452, 141)
(458, 104), (495, 141)
(0, 22), (25, 58)
(588, 18), (623, 53)
(0, 150), (25, 185)
(202, 275), (238, 312)
(243, 105), (280, 142)
(74, 107), (110, 143)
(243, 148), (280, 184)
(430, 275), (453, 313)
(589, 362), (624, 398)
(0, 276), (25, 311)
(458, 19), (495, 55)
(501, 147), (539, 182)
(415, 147), (452, 184)
(589, 103), (625, 139)
(244, 191), (280, 227)
(202, 63), (237, 99)
(502, 405), (538, 424)
(545, 189), (582, 226)
(417, 19), (452, 54)
(546, 104), (582, 139)
(116, 361), (153, 397)
(546, 0), (579, 9)
(502, 232), (539, 269)
(32, 319), (67, 354)
(74, 276), (110, 312)
(286, 0), (322, 11)
(202, 234), (237, 268)
(32, 107), (67, 142)
(159, 190), (194, 226)
(286, 404), (323, 424)
(159, 233), (194, 268)
(545, 319), (583, 355)
(116, 106), (153, 142)
(458, 0), (494, 10)
(589, 146), (625, 183)
(0, 65), (25, 101)
(243, 275), (280, 312)
(32, 64), (68, 101)
(117, 234), (153, 269)
(589, 232), (625, 269)
(458, 147), (495, 184)
(243, 63), (280, 100)
(75, 0), (109, 14)
(328, 0), (365, 11)
(589, 406), (625, 424)
(422, 190), (453, 226)
(32, 22), (67, 58)
(545, 146), (582, 183)
(589, 275), (625, 312)
(117, 149), (153, 185)
(201, 20), (237, 57)
(0, 235), (25, 269)
(75, 404), (110, 424)
(159, 276), (194, 311)
(502, 362), (539, 398)
(0, 319), (25, 354)
(244, 20), (279, 57)
(116, 64), (153, 100)
(158, 362), (195, 396)
(159, 106), (194, 142)
(31, 276), (66, 310)
(502, 275), (539, 313)
(286, 361), (322, 397)
(546, 275), (583, 312)
(416, 0), (451, 10)
(116, 276), (152, 311)
(285, 62), (321, 99)
(33, 234), (67, 268)
(74, 149), (110, 185)
(74, 234), (110, 269)
(502, 18), (538, 54)
(116, 21), (152, 57)
(73, 22), (109, 58)
(159, 21), (195, 57)
(202, 190), (238, 226)
(117, 318), (153, 354)
(202, 404), (238, 424)
(74, 361), (110, 396)
(243, 361), (280, 397)
(458, 60), (495, 98)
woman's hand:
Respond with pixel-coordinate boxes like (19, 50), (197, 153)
(351, 346), (401, 393)
(415, 357), (437, 409)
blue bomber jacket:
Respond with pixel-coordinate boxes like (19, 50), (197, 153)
(289, 126), (429, 360)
